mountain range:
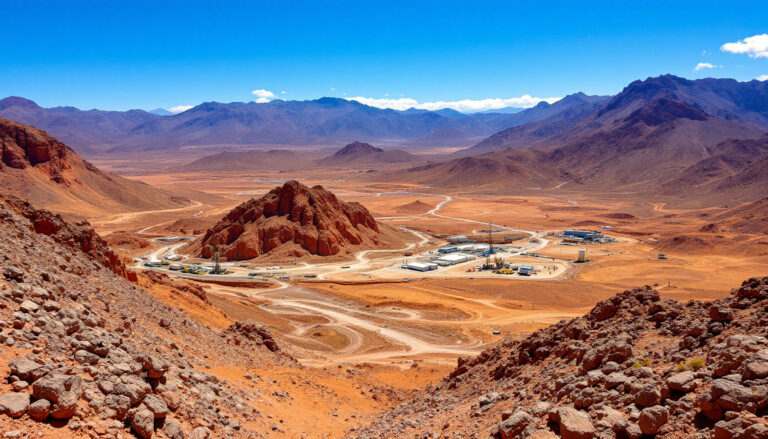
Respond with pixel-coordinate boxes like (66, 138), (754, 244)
(0, 95), (602, 156)
(385, 75), (768, 204)
(4, 74), (768, 205)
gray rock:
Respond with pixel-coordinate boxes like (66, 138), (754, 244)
(634, 385), (661, 407)
(709, 305), (734, 322)
(131, 408), (155, 439)
(558, 407), (595, 439)
(143, 394), (169, 418)
(712, 379), (754, 412)
(19, 300), (39, 313)
(638, 406), (669, 435)
(605, 372), (631, 389)
(163, 418), (185, 439)
(0, 392), (30, 418)
(61, 318), (80, 335)
(31, 372), (83, 419)
(28, 399), (51, 421)
(103, 394), (131, 420)
(3, 267), (24, 281)
(116, 374), (151, 404)
(74, 349), (100, 364)
(498, 411), (532, 439)
(42, 300), (60, 312)
(743, 349), (768, 380)
(667, 371), (697, 392)
(8, 358), (44, 381)
(135, 354), (169, 379)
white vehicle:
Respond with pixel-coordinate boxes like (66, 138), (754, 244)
(169, 264), (183, 270)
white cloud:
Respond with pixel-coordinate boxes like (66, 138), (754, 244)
(280, 90), (286, 94)
(252, 89), (275, 98)
(330, 87), (336, 91)
(721, 34), (768, 58)
(346, 95), (561, 113)
(168, 105), (193, 113)
(251, 89), (275, 103)
(757, 74), (768, 81)
(694, 62), (720, 71)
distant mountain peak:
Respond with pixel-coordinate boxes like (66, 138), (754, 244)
(0, 96), (41, 110)
(334, 141), (383, 157)
(624, 98), (709, 126)
(148, 108), (173, 116)
(313, 97), (359, 107)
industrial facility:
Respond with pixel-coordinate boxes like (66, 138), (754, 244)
(446, 235), (474, 244)
(560, 229), (614, 244)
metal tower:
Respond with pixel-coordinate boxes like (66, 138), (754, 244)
(214, 244), (222, 274)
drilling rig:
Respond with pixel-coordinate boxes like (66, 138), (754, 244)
(213, 244), (223, 274)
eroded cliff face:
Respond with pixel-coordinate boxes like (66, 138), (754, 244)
(197, 180), (380, 260)
(0, 194), (132, 280)
(0, 117), (70, 182)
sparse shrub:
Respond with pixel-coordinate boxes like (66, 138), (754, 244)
(686, 357), (705, 371)
(676, 363), (687, 372)
(633, 359), (652, 368)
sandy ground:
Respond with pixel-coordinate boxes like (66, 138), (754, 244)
(67, 165), (767, 436)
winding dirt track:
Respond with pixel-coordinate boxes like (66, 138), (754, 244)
(134, 191), (568, 363)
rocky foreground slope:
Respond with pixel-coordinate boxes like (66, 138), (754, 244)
(352, 279), (768, 439)
(0, 194), (291, 438)
(193, 180), (381, 260)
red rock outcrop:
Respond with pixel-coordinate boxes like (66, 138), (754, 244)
(0, 194), (131, 280)
(197, 180), (380, 260)
(0, 117), (69, 182)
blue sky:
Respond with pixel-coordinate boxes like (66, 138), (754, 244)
(3, 0), (768, 112)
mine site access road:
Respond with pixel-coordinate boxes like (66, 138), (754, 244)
(368, 191), (549, 256)
(206, 281), (485, 363)
(134, 192), (556, 361)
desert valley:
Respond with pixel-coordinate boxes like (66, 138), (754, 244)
(1, 4), (768, 438)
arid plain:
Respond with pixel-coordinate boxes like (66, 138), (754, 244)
(44, 152), (760, 437)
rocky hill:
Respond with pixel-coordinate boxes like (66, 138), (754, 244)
(0, 117), (188, 217)
(0, 194), (290, 438)
(352, 278), (768, 439)
(193, 180), (381, 260)
(703, 197), (768, 235)
(317, 141), (422, 166)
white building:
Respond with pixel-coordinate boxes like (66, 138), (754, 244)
(406, 262), (438, 272)
(434, 253), (472, 266)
